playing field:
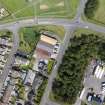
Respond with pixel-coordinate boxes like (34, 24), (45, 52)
(0, 0), (79, 22)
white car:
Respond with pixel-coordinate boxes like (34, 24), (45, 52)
(53, 48), (59, 54)
(53, 42), (60, 53)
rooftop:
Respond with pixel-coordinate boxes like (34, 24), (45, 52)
(40, 35), (57, 46)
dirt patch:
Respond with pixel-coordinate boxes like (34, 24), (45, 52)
(40, 4), (48, 10)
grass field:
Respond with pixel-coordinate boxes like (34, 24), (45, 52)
(84, 0), (105, 25)
(19, 25), (65, 54)
(74, 28), (105, 37)
(93, 0), (105, 24)
(19, 27), (40, 54)
(74, 28), (105, 36)
(0, 0), (79, 22)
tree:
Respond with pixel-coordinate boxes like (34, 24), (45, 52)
(84, 0), (99, 18)
(52, 33), (105, 105)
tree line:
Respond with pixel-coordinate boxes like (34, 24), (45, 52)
(84, 0), (99, 18)
(52, 33), (105, 104)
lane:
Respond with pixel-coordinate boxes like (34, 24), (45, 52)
(40, 26), (76, 105)
(74, 0), (87, 21)
(0, 18), (105, 35)
(80, 21), (105, 33)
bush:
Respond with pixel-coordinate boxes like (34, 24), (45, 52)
(84, 0), (99, 18)
(34, 79), (47, 105)
(47, 59), (55, 74)
(81, 101), (87, 105)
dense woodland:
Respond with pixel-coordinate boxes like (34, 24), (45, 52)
(52, 33), (105, 104)
(84, 0), (99, 18)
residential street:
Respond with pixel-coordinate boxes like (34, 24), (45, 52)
(0, 28), (19, 91)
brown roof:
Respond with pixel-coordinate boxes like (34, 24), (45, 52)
(36, 48), (50, 59)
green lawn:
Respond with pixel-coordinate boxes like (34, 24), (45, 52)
(0, 0), (79, 22)
(38, 0), (79, 18)
(0, 0), (34, 12)
(84, 0), (105, 26)
(74, 28), (105, 38)
(93, 0), (105, 24)
(19, 27), (40, 54)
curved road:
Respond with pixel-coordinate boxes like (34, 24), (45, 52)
(0, 0), (105, 105)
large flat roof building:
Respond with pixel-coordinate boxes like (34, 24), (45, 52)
(40, 35), (57, 46)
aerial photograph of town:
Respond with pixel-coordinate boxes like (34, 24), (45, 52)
(0, 0), (105, 105)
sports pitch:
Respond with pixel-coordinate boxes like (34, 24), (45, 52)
(0, 0), (79, 21)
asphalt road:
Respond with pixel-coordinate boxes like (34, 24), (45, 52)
(0, 0), (105, 105)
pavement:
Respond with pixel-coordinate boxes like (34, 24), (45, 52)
(0, 0), (105, 105)
(40, 27), (75, 105)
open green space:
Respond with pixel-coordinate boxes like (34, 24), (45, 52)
(19, 25), (65, 54)
(0, 0), (35, 20)
(74, 28), (105, 37)
(51, 29), (105, 105)
(0, 0), (79, 22)
(84, 0), (105, 26)
(38, 0), (79, 18)
(93, 0), (105, 24)
(19, 27), (40, 54)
